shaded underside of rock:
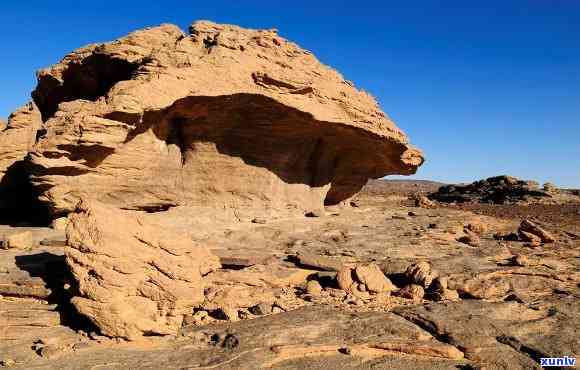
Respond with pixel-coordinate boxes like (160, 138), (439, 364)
(65, 199), (220, 339)
(28, 20), (424, 219)
(0, 103), (49, 224)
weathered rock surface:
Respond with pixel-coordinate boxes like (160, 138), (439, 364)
(0, 180), (578, 368)
(0, 103), (45, 224)
(65, 199), (220, 339)
(29, 21), (423, 220)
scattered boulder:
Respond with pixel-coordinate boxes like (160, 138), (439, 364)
(354, 263), (396, 293)
(336, 267), (356, 293)
(28, 21), (423, 221)
(404, 262), (437, 289)
(305, 280), (323, 296)
(51, 217), (68, 231)
(398, 284), (425, 301)
(1, 231), (33, 249)
(65, 199), (220, 339)
(456, 230), (481, 247)
(465, 221), (487, 234)
(410, 193), (436, 208)
(518, 219), (555, 243)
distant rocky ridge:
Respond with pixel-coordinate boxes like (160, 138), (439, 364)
(429, 175), (553, 204)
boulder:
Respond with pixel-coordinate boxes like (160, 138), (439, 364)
(518, 219), (555, 243)
(65, 199), (220, 339)
(28, 21), (423, 221)
(354, 263), (396, 293)
(3, 231), (33, 249)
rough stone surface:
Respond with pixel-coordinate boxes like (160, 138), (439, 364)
(65, 199), (221, 339)
(0, 103), (45, 223)
(29, 21), (423, 220)
(518, 219), (555, 243)
(0, 179), (578, 369)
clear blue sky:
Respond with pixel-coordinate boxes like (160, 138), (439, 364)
(1, 1), (578, 187)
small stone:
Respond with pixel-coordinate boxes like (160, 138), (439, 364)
(51, 217), (69, 231)
(72, 342), (91, 351)
(354, 263), (396, 293)
(518, 219), (555, 243)
(0, 359), (15, 367)
(305, 210), (324, 217)
(408, 211), (417, 217)
(272, 306), (283, 314)
(398, 284), (425, 300)
(465, 221), (487, 234)
(511, 255), (532, 267)
(305, 280), (323, 296)
(405, 262), (436, 288)
(344, 294), (362, 305)
(432, 288), (460, 302)
(457, 231), (481, 247)
(337, 267), (355, 292)
(219, 306), (240, 322)
(249, 302), (272, 316)
(39, 345), (64, 359)
(2, 231), (33, 249)
(251, 217), (267, 224)
(223, 334), (240, 350)
(392, 214), (407, 220)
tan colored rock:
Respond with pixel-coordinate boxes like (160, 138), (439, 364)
(29, 21), (423, 220)
(456, 230), (481, 247)
(432, 288), (460, 302)
(305, 280), (323, 296)
(398, 284), (425, 301)
(0, 103), (42, 214)
(65, 199), (220, 339)
(3, 231), (33, 249)
(51, 217), (68, 231)
(518, 219), (555, 243)
(354, 263), (396, 293)
(465, 221), (487, 234)
(405, 262), (437, 288)
(411, 193), (435, 208)
(337, 267), (355, 292)
(517, 229), (541, 246)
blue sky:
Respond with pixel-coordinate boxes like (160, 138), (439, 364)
(1, 1), (578, 187)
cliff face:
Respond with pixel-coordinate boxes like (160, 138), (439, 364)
(27, 21), (423, 220)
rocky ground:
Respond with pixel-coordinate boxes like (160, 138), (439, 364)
(1, 180), (578, 369)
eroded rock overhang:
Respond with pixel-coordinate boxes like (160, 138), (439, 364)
(27, 20), (424, 218)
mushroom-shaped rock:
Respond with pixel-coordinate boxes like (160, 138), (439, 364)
(29, 21), (424, 220)
(65, 199), (220, 339)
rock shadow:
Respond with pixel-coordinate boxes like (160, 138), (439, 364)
(14, 252), (98, 333)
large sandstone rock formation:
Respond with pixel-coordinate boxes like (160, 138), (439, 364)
(29, 21), (423, 220)
(0, 103), (46, 223)
(65, 199), (220, 339)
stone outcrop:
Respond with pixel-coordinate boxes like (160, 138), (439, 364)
(28, 21), (423, 220)
(429, 175), (548, 204)
(65, 199), (220, 339)
(0, 103), (45, 223)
